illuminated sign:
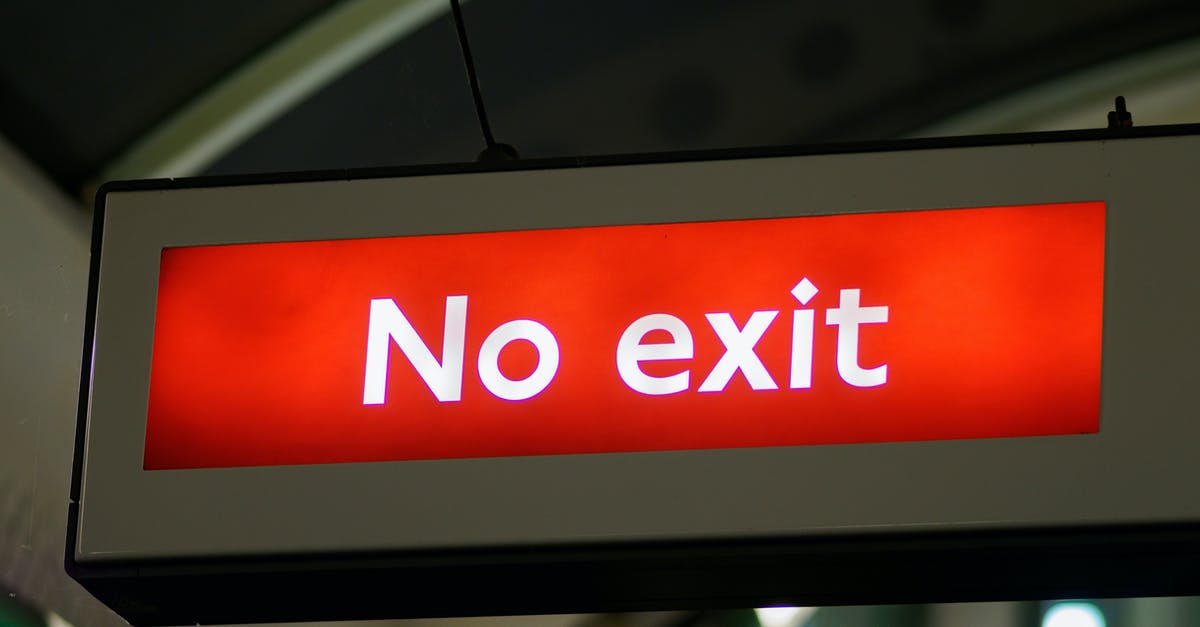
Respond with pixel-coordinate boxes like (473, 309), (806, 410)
(72, 130), (1200, 625)
(145, 202), (1103, 469)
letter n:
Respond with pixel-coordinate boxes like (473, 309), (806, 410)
(362, 296), (467, 404)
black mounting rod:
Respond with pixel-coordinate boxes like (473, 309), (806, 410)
(449, 0), (518, 162)
(1108, 96), (1133, 128)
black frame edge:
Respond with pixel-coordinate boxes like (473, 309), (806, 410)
(65, 181), (112, 580)
(73, 522), (1200, 626)
(93, 123), (1200, 195)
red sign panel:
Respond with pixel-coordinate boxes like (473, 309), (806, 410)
(144, 202), (1104, 470)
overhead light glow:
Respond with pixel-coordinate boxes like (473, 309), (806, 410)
(754, 606), (816, 627)
(1042, 602), (1106, 627)
(45, 611), (75, 627)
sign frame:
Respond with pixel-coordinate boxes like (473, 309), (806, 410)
(68, 125), (1200, 626)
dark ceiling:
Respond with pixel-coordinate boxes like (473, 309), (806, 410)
(2, 0), (1199, 195)
(0, 0), (336, 190)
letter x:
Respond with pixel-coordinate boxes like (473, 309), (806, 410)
(698, 311), (779, 392)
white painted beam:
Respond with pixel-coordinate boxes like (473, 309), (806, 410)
(913, 36), (1200, 137)
(99, 0), (450, 184)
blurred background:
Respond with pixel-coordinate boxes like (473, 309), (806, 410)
(3, 0), (1200, 198)
(2, 1), (1200, 626)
